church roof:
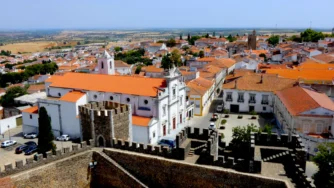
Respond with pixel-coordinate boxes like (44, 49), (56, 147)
(46, 72), (167, 97)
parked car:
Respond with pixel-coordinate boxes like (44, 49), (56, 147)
(210, 113), (218, 121)
(24, 145), (38, 155)
(15, 141), (37, 154)
(24, 132), (38, 139)
(216, 105), (223, 113)
(56, 135), (70, 141)
(209, 122), (215, 130)
(158, 138), (176, 148)
(1, 140), (17, 148)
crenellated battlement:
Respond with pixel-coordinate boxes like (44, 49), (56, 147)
(0, 139), (94, 178)
(79, 101), (130, 117)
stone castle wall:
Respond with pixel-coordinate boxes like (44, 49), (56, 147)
(103, 148), (289, 188)
(79, 101), (131, 147)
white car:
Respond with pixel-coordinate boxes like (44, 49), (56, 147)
(24, 132), (38, 139)
(56, 135), (70, 141)
(209, 122), (215, 130)
(1, 140), (17, 148)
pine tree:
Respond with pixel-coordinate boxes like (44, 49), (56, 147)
(187, 33), (191, 41)
(38, 107), (55, 155)
(180, 34), (182, 40)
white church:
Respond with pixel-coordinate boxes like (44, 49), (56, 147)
(22, 51), (188, 144)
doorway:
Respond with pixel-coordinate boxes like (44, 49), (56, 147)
(98, 136), (105, 147)
(230, 104), (239, 113)
(163, 125), (166, 136)
(249, 106), (255, 112)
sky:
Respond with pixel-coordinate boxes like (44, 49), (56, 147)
(2, 0), (334, 30)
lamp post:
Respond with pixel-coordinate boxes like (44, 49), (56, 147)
(7, 125), (10, 140)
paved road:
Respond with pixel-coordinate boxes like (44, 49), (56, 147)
(0, 126), (77, 171)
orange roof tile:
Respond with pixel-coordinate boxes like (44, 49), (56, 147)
(22, 106), (38, 114)
(59, 91), (85, 103)
(187, 77), (214, 96)
(211, 58), (236, 68)
(266, 69), (334, 83)
(197, 57), (216, 62)
(48, 72), (167, 97)
(132, 115), (151, 127)
(275, 87), (334, 115)
(223, 74), (296, 92)
(144, 65), (164, 73)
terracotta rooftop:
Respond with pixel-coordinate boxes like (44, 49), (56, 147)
(114, 60), (130, 68)
(132, 115), (151, 127)
(265, 69), (334, 83)
(22, 106), (38, 114)
(46, 72), (167, 97)
(59, 91), (85, 103)
(223, 74), (296, 92)
(312, 53), (334, 63)
(197, 57), (216, 62)
(275, 87), (334, 116)
(187, 77), (214, 96)
(211, 58), (236, 68)
(143, 65), (164, 73)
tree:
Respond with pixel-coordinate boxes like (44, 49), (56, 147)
(236, 33), (239, 37)
(313, 143), (334, 188)
(161, 49), (182, 69)
(166, 38), (176, 47)
(205, 33), (209, 38)
(227, 34), (237, 42)
(300, 29), (325, 42)
(114, 46), (123, 52)
(38, 107), (56, 155)
(259, 53), (267, 62)
(187, 33), (191, 41)
(181, 45), (190, 51)
(219, 35), (222, 38)
(188, 36), (201, 45)
(179, 34), (183, 40)
(199, 50), (204, 58)
(268, 35), (280, 46)
(232, 124), (258, 144)
(0, 86), (27, 107)
(135, 66), (142, 74)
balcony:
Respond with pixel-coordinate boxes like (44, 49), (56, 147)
(261, 100), (269, 105)
(248, 100), (256, 104)
(226, 98), (233, 102)
(237, 99), (244, 103)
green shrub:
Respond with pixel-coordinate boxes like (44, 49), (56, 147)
(249, 110), (257, 115)
(221, 133), (225, 140)
(223, 109), (230, 114)
(221, 119), (227, 125)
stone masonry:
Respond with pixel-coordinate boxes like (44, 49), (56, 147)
(79, 101), (132, 147)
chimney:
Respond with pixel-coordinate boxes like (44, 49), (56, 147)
(260, 75), (263, 84)
(235, 80), (238, 89)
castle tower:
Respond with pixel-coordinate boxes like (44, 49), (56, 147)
(98, 50), (115, 75)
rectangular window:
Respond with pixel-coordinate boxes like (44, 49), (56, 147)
(237, 93), (244, 102)
(153, 131), (156, 138)
(316, 124), (323, 133)
(226, 92), (233, 102)
(180, 95), (183, 105)
(173, 87), (176, 99)
(249, 94), (256, 103)
(162, 105), (166, 116)
(263, 106), (266, 111)
(30, 115), (32, 119)
(261, 95), (269, 104)
(180, 113), (182, 124)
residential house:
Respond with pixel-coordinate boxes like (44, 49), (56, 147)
(187, 77), (215, 116)
(223, 74), (296, 113)
(274, 86), (334, 155)
(114, 60), (131, 75)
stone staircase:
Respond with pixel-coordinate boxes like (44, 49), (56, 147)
(262, 151), (289, 162)
(188, 148), (195, 157)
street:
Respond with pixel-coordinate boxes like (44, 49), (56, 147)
(0, 126), (76, 171)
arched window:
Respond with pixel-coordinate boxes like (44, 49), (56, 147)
(144, 100), (148, 105)
(126, 98), (130, 102)
(110, 96), (113, 100)
(101, 62), (104, 69)
(94, 95), (97, 99)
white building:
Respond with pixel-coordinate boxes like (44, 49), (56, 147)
(274, 86), (334, 156)
(22, 51), (187, 144)
(223, 74), (296, 113)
